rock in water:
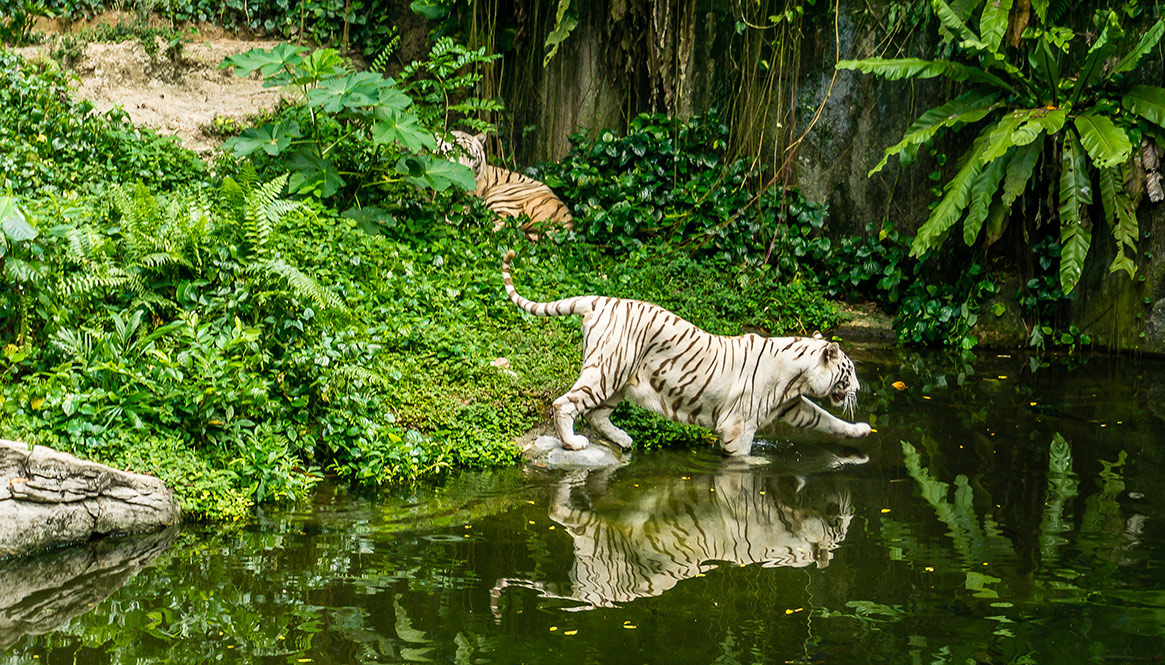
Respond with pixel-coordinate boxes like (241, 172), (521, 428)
(0, 440), (180, 558)
(524, 435), (626, 469)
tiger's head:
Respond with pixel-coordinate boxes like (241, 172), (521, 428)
(434, 130), (487, 178)
(806, 335), (861, 416)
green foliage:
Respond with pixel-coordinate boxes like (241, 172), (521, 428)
(0, 0), (54, 45)
(538, 112), (801, 264)
(220, 42), (480, 209)
(0, 49), (207, 196)
(396, 37), (504, 133)
(839, 2), (1165, 295)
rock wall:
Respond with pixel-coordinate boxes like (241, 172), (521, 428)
(1, 440), (180, 558)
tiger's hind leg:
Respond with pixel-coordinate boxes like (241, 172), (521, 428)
(587, 390), (633, 450)
(553, 370), (620, 451)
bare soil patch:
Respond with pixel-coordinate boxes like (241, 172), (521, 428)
(17, 31), (286, 156)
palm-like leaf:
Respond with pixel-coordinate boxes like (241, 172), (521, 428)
(934, 0), (979, 43)
(1122, 85), (1165, 128)
(869, 90), (1001, 176)
(1058, 132), (1092, 294)
(836, 58), (1016, 94)
(1110, 19), (1165, 78)
(1099, 166), (1138, 278)
(1074, 114), (1133, 169)
(978, 0), (1015, 52)
(910, 123), (995, 257)
(963, 150), (1010, 246)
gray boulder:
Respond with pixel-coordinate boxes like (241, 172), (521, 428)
(1, 440), (180, 558)
(524, 435), (627, 469)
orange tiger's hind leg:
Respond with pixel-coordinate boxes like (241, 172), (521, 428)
(553, 369), (617, 450)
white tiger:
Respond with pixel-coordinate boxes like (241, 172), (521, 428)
(435, 131), (574, 237)
(503, 251), (871, 456)
(492, 463), (856, 612)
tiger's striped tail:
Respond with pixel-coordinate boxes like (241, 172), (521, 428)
(503, 250), (592, 317)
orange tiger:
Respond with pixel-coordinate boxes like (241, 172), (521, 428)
(503, 251), (871, 456)
(436, 131), (574, 237)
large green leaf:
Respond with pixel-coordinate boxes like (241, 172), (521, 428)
(396, 155), (477, 192)
(1000, 141), (1042, 208)
(1074, 114), (1132, 169)
(1122, 85), (1165, 129)
(836, 58), (1015, 93)
(0, 196), (37, 243)
(409, 0), (449, 19)
(374, 82), (413, 113)
(294, 48), (349, 86)
(1012, 108), (1065, 146)
(1110, 19), (1165, 78)
(221, 120), (302, 158)
(983, 140), (1043, 246)
(371, 109), (435, 152)
(1058, 131), (1092, 295)
(868, 90), (1001, 176)
(306, 72), (383, 113)
(979, 110), (1027, 164)
(933, 0), (979, 43)
(910, 123), (995, 257)
(964, 150), (1010, 246)
(979, 0), (1014, 52)
(284, 149), (344, 198)
(543, 0), (579, 66)
(220, 44), (307, 87)
(1099, 166), (1138, 278)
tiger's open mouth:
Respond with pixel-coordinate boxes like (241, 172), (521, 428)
(831, 389), (858, 415)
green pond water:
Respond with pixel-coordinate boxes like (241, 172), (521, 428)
(2, 346), (1164, 664)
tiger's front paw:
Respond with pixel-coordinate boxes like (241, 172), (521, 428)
(847, 422), (872, 438)
(561, 434), (591, 450)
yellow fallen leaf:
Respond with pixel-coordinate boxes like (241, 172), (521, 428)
(880, 508), (891, 513)
(564, 630), (578, 636)
(891, 380), (907, 391)
(549, 626), (558, 632)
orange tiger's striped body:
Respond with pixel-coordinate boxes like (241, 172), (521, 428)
(437, 131), (573, 236)
(503, 251), (871, 456)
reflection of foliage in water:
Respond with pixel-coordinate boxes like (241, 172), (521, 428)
(817, 433), (1156, 663)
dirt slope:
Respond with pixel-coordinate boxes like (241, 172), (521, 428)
(18, 35), (286, 156)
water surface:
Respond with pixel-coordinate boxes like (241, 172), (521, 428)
(2, 347), (1163, 664)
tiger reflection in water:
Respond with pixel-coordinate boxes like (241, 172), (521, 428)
(491, 445), (866, 613)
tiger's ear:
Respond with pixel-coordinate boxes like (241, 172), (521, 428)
(812, 331), (824, 340)
(474, 132), (488, 145)
(822, 341), (840, 363)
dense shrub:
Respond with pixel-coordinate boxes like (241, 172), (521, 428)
(538, 112), (812, 264)
(0, 49), (207, 195)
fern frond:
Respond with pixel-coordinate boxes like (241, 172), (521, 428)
(60, 269), (134, 299)
(258, 258), (345, 312)
(243, 173), (293, 259)
(333, 364), (391, 390)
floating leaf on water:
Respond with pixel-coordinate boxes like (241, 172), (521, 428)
(892, 380), (908, 391)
